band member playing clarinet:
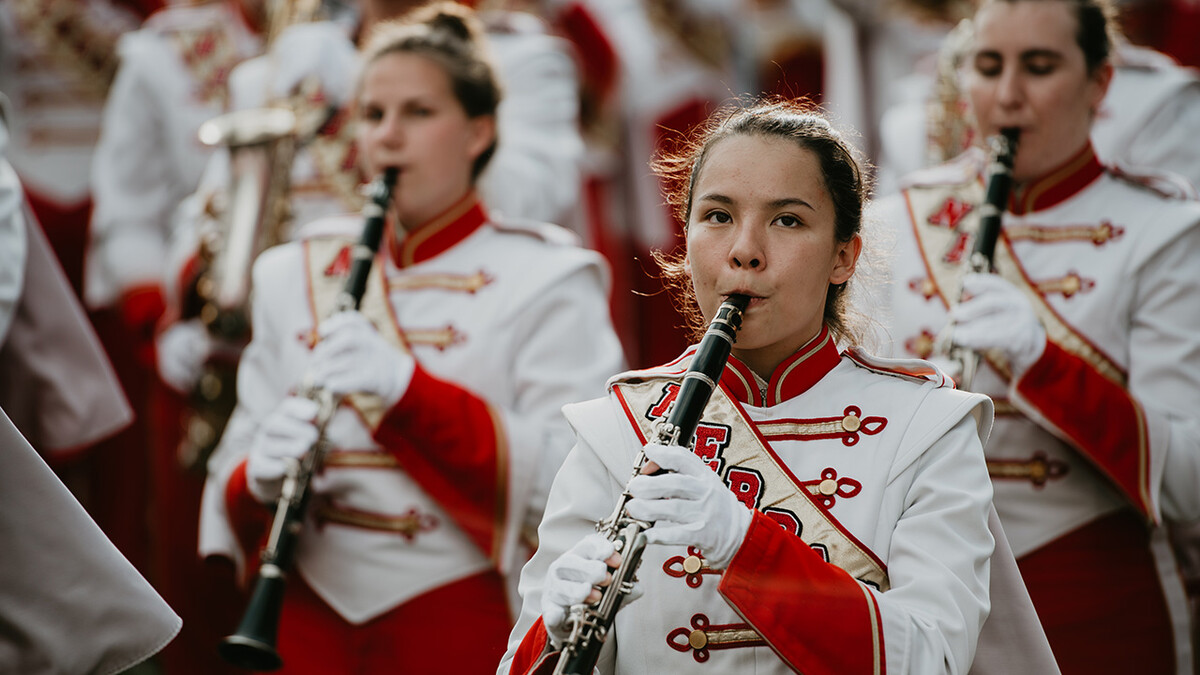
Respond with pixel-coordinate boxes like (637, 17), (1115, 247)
(198, 3), (624, 672)
(501, 99), (1055, 675)
(870, 0), (1200, 671)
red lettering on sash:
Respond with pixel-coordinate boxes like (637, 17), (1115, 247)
(928, 196), (973, 229)
(762, 507), (802, 537)
(692, 423), (731, 473)
(725, 467), (764, 510)
(648, 382), (681, 419)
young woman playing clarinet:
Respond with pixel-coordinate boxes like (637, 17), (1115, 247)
(870, 0), (1200, 671)
(500, 99), (1054, 675)
(197, 3), (624, 672)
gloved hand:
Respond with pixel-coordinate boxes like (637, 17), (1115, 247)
(309, 311), (415, 407)
(155, 318), (212, 394)
(541, 533), (642, 647)
(269, 22), (359, 106)
(625, 443), (753, 570)
(949, 273), (1047, 377)
(247, 396), (320, 503)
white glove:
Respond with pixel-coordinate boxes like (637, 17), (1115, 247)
(542, 533), (641, 647)
(269, 22), (359, 106)
(949, 273), (1047, 377)
(309, 311), (415, 407)
(155, 319), (212, 394)
(247, 396), (320, 503)
(625, 443), (754, 570)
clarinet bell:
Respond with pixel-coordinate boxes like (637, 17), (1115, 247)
(219, 567), (287, 670)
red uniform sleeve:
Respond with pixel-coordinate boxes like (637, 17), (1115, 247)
(509, 617), (560, 675)
(372, 363), (509, 561)
(223, 458), (272, 577)
(1014, 339), (1154, 519)
(718, 511), (887, 675)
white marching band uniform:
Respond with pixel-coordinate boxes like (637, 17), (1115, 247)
(501, 329), (1057, 674)
(871, 144), (1200, 672)
(0, 116), (132, 454)
(0, 407), (180, 675)
(199, 195), (625, 622)
(87, 1), (260, 310)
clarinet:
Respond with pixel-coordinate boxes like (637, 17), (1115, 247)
(553, 294), (751, 675)
(219, 167), (399, 671)
(940, 127), (1019, 390)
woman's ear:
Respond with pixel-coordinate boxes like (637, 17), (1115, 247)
(467, 115), (497, 161)
(829, 234), (863, 285)
(1088, 61), (1114, 114)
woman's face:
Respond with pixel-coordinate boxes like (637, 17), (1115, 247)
(685, 134), (860, 377)
(356, 52), (495, 228)
(964, 0), (1112, 182)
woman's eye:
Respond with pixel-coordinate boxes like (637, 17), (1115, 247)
(775, 215), (801, 228)
(703, 210), (732, 224)
(1026, 60), (1056, 76)
(360, 106), (383, 122)
(973, 55), (1002, 78)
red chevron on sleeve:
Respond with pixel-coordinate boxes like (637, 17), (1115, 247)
(1015, 340), (1153, 520)
(719, 511), (887, 675)
(372, 363), (509, 561)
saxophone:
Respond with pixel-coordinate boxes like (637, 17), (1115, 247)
(179, 0), (330, 471)
(553, 294), (750, 675)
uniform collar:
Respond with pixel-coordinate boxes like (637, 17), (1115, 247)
(719, 325), (841, 407)
(1009, 143), (1104, 215)
(386, 192), (488, 268)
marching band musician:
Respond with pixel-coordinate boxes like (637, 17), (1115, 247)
(155, 0), (586, 405)
(198, 3), (624, 672)
(869, 0), (1200, 671)
(84, 2), (264, 674)
(501, 99), (1056, 675)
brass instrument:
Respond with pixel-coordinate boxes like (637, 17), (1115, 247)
(553, 294), (750, 675)
(219, 168), (399, 671)
(178, 0), (330, 471)
(935, 127), (1020, 390)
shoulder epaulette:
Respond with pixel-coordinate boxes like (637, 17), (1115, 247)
(844, 348), (955, 388)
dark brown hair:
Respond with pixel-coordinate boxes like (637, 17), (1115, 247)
(651, 98), (870, 345)
(360, 1), (502, 178)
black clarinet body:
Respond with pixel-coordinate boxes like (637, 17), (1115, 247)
(940, 128), (1019, 390)
(553, 294), (750, 675)
(219, 167), (399, 670)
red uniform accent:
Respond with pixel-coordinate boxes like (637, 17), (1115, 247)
(718, 511), (887, 675)
(225, 458), (272, 567)
(275, 570), (510, 674)
(1016, 340), (1153, 519)
(510, 616), (556, 675)
(1019, 510), (1175, 673)
(374, 363), (506, 560)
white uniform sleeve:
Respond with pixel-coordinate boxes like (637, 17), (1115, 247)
(480, 28), (584, 226)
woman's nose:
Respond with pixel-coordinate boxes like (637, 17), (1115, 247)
(729, 225), (765, 270)
(995, 66), (1024, 109)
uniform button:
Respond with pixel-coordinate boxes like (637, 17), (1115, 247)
(688, 630), (708, 650)
(683, 555), (703, 575)
(819, 479), (838, 496)
(842, 414), (861, 433)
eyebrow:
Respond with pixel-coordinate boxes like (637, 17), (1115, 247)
(697, 193), (816, 211)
